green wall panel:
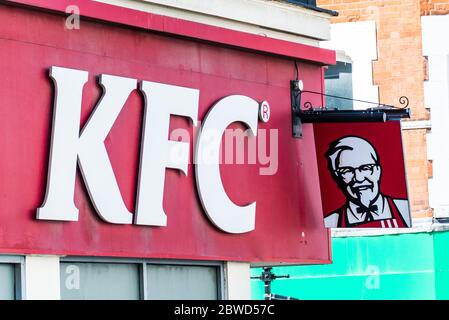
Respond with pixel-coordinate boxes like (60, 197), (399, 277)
(434, 231), (449, 299)
(251, 231), (448, 300)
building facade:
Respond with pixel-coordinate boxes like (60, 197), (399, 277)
(0, 0), (336, 300)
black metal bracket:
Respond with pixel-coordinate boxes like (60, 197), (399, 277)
(291, 80), (411, 138)
(291, 80), (304, 138)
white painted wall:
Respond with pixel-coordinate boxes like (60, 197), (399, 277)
(321, 21), (379, 108)
(422, 15), (449, 218)
(94, 0), (332, 45)
(225, 262), (251, 300)
(25, 255), (60, 300)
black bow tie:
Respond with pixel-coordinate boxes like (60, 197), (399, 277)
(356, 205), (378, 222)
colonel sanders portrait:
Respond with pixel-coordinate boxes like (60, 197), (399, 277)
(324, 136), (411, 228)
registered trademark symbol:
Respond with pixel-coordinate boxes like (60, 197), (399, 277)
(259, 101), (270, 123)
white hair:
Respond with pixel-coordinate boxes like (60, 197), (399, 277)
(326, 136), (379, 172)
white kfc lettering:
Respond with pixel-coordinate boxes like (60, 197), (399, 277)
(195, 96), (258, 233)
(38, 66), (261, 233)
(135, 81), (198, 226)
(38, 67), (136, 224)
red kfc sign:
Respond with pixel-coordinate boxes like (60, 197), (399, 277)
(0, 1), (334, 263)
(314, 122), (411, 228)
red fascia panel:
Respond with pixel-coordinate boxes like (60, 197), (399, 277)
(4, 0), (336, 65)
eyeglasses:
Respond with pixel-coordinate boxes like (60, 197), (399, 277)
(335, 163), (378, 180)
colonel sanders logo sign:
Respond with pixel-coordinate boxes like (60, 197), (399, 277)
(314, 123), (411, 229)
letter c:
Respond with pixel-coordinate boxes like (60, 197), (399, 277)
(195, 95), (258, 233)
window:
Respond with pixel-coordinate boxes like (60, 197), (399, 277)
(0, 264), (15, 299)
(0, 256), (24, 300)
(60, 262), (141, 300)
(60, 258), (223, 300)
(325, 55), (354, 110)
(146, 264), (220, 300)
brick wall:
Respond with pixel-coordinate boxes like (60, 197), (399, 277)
(421, 0), (449, 15)
(317, 0), (435, 217)
(402, 129), (431, 218)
